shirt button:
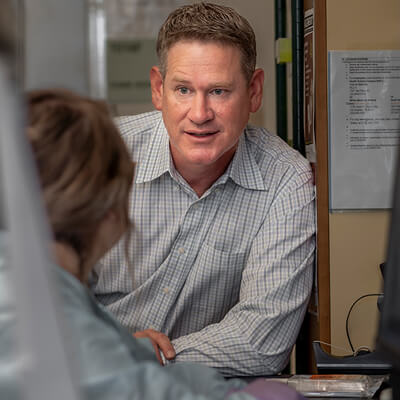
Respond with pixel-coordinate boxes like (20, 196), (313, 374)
(163, 287), (170, 294)
(178, 247), (185, 254)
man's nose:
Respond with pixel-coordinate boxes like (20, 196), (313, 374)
(188, 94), (214, 125)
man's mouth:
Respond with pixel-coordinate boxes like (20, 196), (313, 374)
(185, 130), (219, 137)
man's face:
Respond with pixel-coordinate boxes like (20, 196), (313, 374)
(150, 40), (264, 175)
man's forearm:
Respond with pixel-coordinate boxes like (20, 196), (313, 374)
(167, 297), (309, 377)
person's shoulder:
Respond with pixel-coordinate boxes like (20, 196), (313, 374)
(55, 266), (92, 309)
(245, 125), (313, 191)
(114, 110), (162, 139)
(246, 125), (312, 175)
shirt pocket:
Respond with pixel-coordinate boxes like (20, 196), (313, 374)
(181, 243), (247, 328)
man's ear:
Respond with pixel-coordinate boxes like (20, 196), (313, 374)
(150, 66), (164, 110)
(249, 68), (264, 113)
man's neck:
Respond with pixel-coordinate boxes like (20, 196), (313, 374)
(176, 160), (231, 197)
(185, 173), (218, 198)
(169, 142), (238, 197)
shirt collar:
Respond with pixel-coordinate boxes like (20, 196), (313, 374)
(135, 117), (172, 184)
(135, 121), (266, 191)
(227, 129), (266, 191)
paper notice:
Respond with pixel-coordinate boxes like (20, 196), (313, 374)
(329, 50), (400, 210)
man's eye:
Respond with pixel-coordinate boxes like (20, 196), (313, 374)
(178, 87), (189, 95)
(211, 89), (225, 96)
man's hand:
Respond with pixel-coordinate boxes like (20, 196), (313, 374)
(133, 329), (176, 365)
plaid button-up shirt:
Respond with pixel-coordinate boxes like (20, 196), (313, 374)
(91, 111), (315, 377)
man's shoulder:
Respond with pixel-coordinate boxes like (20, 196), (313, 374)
(245, 125), (312, 185)
(114, 110), (162, 139)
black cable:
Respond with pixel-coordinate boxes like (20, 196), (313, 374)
(345, 293), (382, 353)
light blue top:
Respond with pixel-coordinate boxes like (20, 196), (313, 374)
(92, 111), (316, 376)
(0, 234), (256, 399)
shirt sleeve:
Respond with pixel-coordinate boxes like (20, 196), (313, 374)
(169, 173), (316, 377)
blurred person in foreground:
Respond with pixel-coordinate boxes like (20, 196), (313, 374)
(91, 2), (316, 377)
(0, 89), (303, 400)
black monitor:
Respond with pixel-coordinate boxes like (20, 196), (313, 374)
(376, 153), (400, 399)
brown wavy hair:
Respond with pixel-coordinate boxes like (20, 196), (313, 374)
(156, 2), (257, 82)
(27, 89), (134, 280)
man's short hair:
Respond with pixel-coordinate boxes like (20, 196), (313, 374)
(156, 2), (257, 83)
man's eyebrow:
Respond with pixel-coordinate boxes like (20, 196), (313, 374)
(169, 77), (234, 88)
(170, 77), (191, 85)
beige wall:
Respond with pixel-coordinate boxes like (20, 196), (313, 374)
(326, 0), (400, 355)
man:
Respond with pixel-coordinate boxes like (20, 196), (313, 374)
(92, 2), (315, 377)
